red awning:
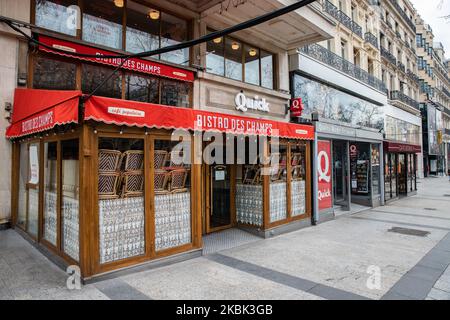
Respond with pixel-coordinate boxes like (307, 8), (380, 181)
(5, 89), (81, 139)
(84, 95), (314, 140)
(384, 141), (421, 153)
(38, 35), (195, 83)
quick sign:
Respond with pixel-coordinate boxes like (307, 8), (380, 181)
(235, 92), (270, 113)
(318, 140), (332, 211)
(290, 98), (304, 117)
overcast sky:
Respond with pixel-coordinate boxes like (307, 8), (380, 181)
(410, 0), (450, 57)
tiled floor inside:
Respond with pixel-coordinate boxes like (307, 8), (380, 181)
(202, 228), (262, 255)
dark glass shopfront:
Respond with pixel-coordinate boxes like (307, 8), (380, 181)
(384, 142), (420, 200)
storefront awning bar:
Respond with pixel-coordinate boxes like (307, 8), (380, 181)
(84, 95), (315, 140)
(384, 141), (422, 153)
(5, 89), (81, 139)
(38, 35), (195, 83)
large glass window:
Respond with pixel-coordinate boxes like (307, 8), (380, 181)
(244, 45), (260, 86)
(62, 139), (80, 262)
(82, 0), (123, 50)
(82, 64), (122, 99)
(33, 56), (77, 90)
(98, 138), (145, 264)
(160, 79), (191, 108)
(153, 139), (192, 251)
(261, 50), (274, 89)
(28, 143), (40, 238)
(206, 37), (225, 76)
(126, 1), (160, 54)
(350, 143), (371, 196)
(269, 143), (288, 223)
(160, 13), (189, 65)
(206, 32), (275, 88)
(293, 74), (384, 130)
(225, 38), (243, 81)
(290, 142), (307, 217)
(125, 74), (160, 104)
(43, 142), (58, 246)
(17, 144), (29, 229)
(35, 0), (78, 36)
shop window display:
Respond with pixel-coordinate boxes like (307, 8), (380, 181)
(290, 142), (307, 217)
(43, 142), (58, 246)
(371, 145), (381, 196)
(98, 138), (145, 264)
(61, 140), (80, 261)
(153, 140), (192, 251)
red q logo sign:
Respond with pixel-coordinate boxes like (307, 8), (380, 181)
(318, 150), (331, 182)
(290, 98), (303, 117)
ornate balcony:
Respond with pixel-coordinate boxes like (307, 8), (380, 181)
(300, 44), (387, 93)
(407, 69), (420, 84)
(443, 87), (450, 98)
(390, 90), (420, 110)
(387, 0), (416, 32)
(364, 32), (378, 48)
(381, 47), (397, 66)
(323, 0), (363, 38)
(397, 61), (406, 73)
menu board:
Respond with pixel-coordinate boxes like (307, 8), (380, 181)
(352, 160), (369, 194)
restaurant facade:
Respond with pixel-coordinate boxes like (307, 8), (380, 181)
(5, 0), (334, 280)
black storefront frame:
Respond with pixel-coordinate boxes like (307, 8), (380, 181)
(384, 146), (418, 201)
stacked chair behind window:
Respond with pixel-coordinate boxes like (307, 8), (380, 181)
(98, 149), (144, 199)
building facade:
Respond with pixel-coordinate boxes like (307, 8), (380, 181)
(2, 0), (334, 280)
(416, 17), (450, 176)
(290, 0), (387, 219)
(0, 0), (30, 228)
(379, 0), (422, 200)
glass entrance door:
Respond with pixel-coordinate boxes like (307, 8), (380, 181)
(209, 165), (232, 231)
(333, 141), (348, 207)
(398, 154), (407, 195)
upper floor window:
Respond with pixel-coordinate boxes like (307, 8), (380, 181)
(83, 0), (123, 50)
(125, 1), (189, 65)
(206, 31), (274, 89)
(34, 0), (190, 66)
(35, 0), (79, 36)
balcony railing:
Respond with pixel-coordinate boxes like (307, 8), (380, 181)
(381, 47), (397, 66)
(300, 44), (387, 93)
(390, 90), (420, 110)
(407, 69), (420, 84)
(323, 0), (363, 38)
(364, 32), (378, 48)
(443, 87), (450, 98)
(387, 0), (416, 32)
(396, 31), (402, 39)
(397, 61), (406, 73)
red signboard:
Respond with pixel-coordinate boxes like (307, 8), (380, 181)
(290, 98), (304, 117)
(38, 35), (195, 82)
(317, 140), (332, 211)
(84, 95), (315, 140)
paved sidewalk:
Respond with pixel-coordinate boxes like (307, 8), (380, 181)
(1, 177), (449, 300)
